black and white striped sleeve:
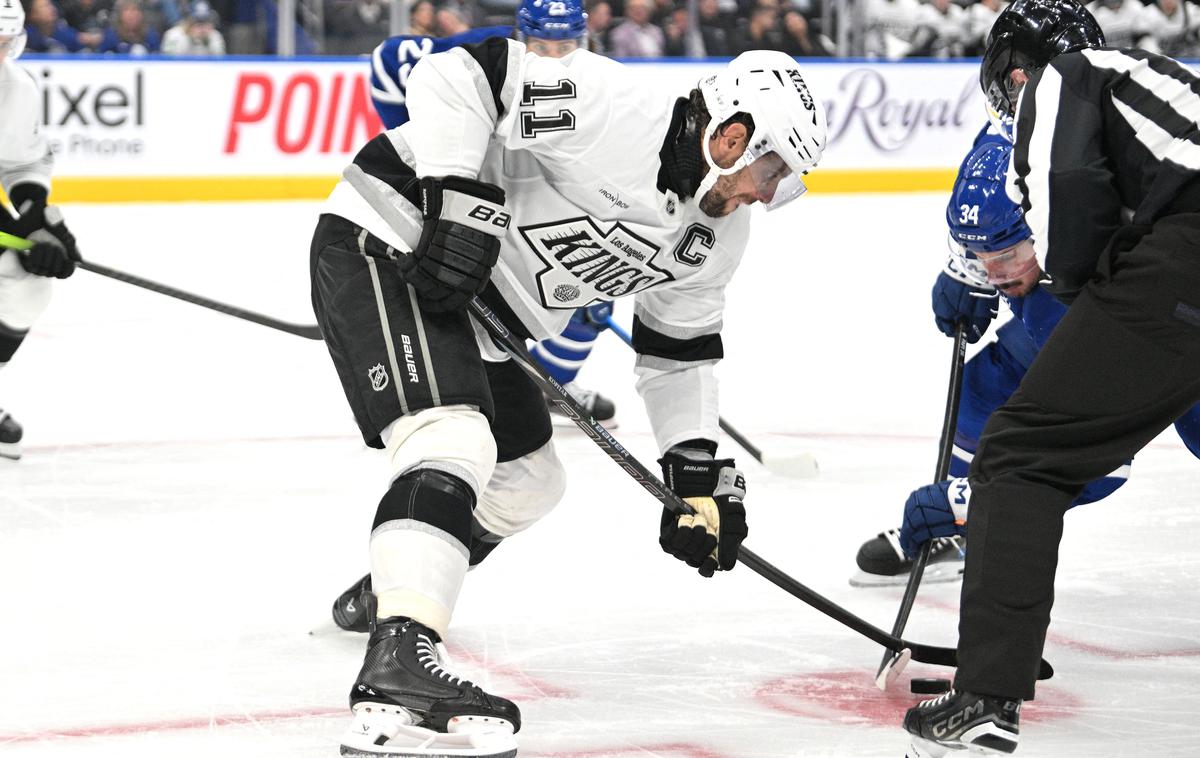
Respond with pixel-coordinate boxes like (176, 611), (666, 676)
(1010, 54), (1124, 303)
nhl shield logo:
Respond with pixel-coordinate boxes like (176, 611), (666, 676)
(367, 363), (389, 392)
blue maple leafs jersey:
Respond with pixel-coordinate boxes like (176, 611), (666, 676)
(369, 27), (514, 129)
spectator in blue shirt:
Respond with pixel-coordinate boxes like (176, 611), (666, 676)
(26, 0), (102, 52)
(96, 0), (161, 53)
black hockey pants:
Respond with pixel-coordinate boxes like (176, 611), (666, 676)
(955, 213), (1200, 700)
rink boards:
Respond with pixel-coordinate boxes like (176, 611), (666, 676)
(27, 54), (992, 202)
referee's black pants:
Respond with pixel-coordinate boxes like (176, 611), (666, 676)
(955, 213), (1200, 700)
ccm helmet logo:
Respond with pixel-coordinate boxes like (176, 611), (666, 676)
(787, 69), (815, 111)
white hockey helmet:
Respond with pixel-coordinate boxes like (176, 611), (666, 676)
(0, 0), (27, 61)
(699, 50), (827, 210)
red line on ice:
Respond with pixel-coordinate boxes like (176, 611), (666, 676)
(753, 670), (1080, 726)
(0, 646), (572, 744)
(0, 706), (345, 744)
(527, 743), (732, 758)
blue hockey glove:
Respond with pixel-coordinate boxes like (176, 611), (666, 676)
(932, 271), (998, 343)
(899, 478), (970, 558)
(658, 445), (748, 577)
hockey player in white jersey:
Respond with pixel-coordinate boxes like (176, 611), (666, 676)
(310, 44), (825, 757)
(0, 0), (81, 460)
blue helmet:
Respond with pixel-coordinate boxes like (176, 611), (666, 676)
(517, 0), (588, 40)
(946, 141), (1031, 254)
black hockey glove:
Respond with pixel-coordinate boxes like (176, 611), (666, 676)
(398, 175), (508, 313)
(658, 445), (748, 578)
(19, 206), (79, 280)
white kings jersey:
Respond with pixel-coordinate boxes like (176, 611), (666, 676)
(325, 39), (754, 451)
(0, 58), (53, 197)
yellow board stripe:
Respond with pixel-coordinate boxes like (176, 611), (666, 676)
(805, 168), (958, 194)
(46, 169), (959, 204)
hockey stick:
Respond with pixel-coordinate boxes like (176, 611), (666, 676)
(336, 167), (1052, 678)
(604, 316), (819, 478)
(0, 231), (324, 341)
(469, 297), (1049, 677)
(875, 321), (968, 690)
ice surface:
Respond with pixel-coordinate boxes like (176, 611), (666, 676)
(1, 195), (1197, 757)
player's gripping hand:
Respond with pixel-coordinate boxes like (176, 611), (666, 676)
(20, 207), (79, 280)
(399, 176), (509, 312)
(934, 252), (998, 343)
(932, 272), (997, 343)
(658, 446), (748, 577)
(899, 478), (971, 558)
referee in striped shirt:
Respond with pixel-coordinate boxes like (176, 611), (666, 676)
(904, 0), (1200, 753)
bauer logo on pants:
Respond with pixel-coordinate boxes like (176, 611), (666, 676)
(368, 363), (389, 391)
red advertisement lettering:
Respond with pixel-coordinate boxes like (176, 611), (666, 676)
(224, 70), (383, 156)
(225, 73), (273, 152)
(276, 74), (320, 154)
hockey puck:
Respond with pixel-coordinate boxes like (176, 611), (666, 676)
(909, 677), (952, 695)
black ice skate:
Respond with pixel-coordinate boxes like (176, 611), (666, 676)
(0, 408), (23, 460)
(548, 381), (616, 424)
(341, 617), (520, 758)
(332, 574), (374, 633)
(849, 528), (965, 587)
(904, 688), (1020, 757)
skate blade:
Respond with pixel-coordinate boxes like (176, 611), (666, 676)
(342, 704), (517, 758)
(849, 562), (964, 588)
(906, 736), (953, 758)
(905, 732), (1015, 758)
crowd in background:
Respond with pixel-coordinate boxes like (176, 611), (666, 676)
(15, 0), (1200, 58)
(865, 0), (1200, 58)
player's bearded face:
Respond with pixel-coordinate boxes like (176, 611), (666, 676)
(699, 151), (797, 218)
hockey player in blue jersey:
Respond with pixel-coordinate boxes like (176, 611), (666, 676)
(851, 136), (1200, 587)
(366, 0), (617, 424)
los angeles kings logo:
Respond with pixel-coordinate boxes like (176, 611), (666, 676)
(519, 217), (674, 308)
